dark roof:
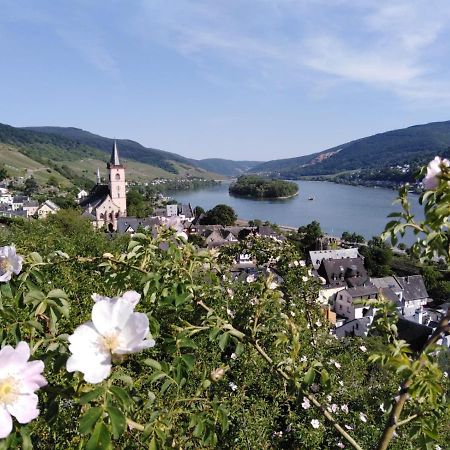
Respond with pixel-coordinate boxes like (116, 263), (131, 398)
(371, 276), (403, 292)
(335, 317), (372, 338)
(395, 275), (430, 302)
(79, 184), (110, 208)
(81, 210), (96, 221)
(397, 317), (433, 351)
(107, 140), (121, 167)
(12, 196), (29, 203)
(23, 200), (39, 207)
(345, 284), (379, 298)
(379, 287), (401, 305)
(116, 217), (159, 234)
(178, 204), (193, 218)
(317, 257), (369, 287)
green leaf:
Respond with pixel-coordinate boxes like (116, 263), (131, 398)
(143, 358), (162, 371)
(181, 354), (195, 371)
(79, 407), (103, 435)
(148, 436), (158, 450)
(303, 367), (315, 386)
(79, 387), (105, 405)
(47, 289), (68, 300)
(219, 332), (230, 351)
(86, 421), (112, 450)
(0, 283), (13, 299)
(109, 386), (132, 410)
(24, 290), (45, 304)
(107, 406), (126, 440)
(19, 426), (33, 450)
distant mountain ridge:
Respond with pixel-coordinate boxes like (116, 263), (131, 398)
(251, 120), (450, 177)
(24, 126), (262, 176)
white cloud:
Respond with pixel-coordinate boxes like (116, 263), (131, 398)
(134, 0), (450, 102)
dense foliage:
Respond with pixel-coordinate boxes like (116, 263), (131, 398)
(0, 158), (449, 450)
(229, 176), (298, 199)
(200, 204), (238, 226)
(126, 190), (153, 218)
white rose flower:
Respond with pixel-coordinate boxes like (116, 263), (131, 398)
(341, 404), (349, 414)
(359, 412), (367, 422)
(301, 397), (311, 410)
(229, 382), (237, 391)
(0, 246), (23, 283)
(0, 341), (47, 439)
(246, 274), (256, 283)
(423, 156), (449, 190)
(67, 291), (155, 384)
(311, 419), (320, 429)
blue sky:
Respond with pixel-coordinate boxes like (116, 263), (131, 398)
(1, 0), (450, 161)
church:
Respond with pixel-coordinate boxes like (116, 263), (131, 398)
(80, 141), (127, 231)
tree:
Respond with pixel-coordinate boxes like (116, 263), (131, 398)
(0, 166), (8, 181)
(193, 206), (205, 218)
(359, 236), (392, 277)
(341, 231), (365, 243)
(200, 204), (237, 226)
(127, 189), (153, 218)
(24, 176), (39, 195)
(296, 220), (323, 255)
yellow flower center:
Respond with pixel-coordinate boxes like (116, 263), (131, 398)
(101, 333), (120, 353)
(0, 377), (18, 405)
(0, 257), (12, 273)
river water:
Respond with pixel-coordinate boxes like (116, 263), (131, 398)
(168, 181), (424, 244)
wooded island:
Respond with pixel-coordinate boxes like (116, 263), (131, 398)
(229, 175), (299, 198)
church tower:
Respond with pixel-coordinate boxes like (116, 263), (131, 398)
(107, 140), (127, 217)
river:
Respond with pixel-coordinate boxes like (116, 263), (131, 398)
(167, 181), (424, 244)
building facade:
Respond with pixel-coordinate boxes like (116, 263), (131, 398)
(80, 141), (127, 231)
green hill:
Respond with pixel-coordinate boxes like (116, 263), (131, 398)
(0, 123), (219, 188)
(251, 120), (450, 177)
(25, 126), (262, 177)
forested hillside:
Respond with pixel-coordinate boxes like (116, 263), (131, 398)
(252, 121), (450, 177)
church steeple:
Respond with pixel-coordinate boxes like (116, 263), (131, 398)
(107, 140), (127, 218)
(108, 140), (121, 168)
(96, 168), (101, 184)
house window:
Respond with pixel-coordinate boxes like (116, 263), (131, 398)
(115, 173), (120, 180)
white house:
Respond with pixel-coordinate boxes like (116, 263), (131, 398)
(37, 200), (60, 218)
(77, 190), (88, 201)
(334, 285), (379, 320)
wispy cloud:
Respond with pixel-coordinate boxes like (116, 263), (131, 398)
(134, 0), (450, 101)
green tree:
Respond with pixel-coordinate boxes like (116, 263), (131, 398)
(359, 236), (392, 277)
(24, 176), (39, 195)
(295, 220), (323, 256)
(193, 205), (205, 217)
(0, 165), (8, 180)
(341, 231), (365, 243)
(127, 189), (153, 218)
(200, 204), (237, 226)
